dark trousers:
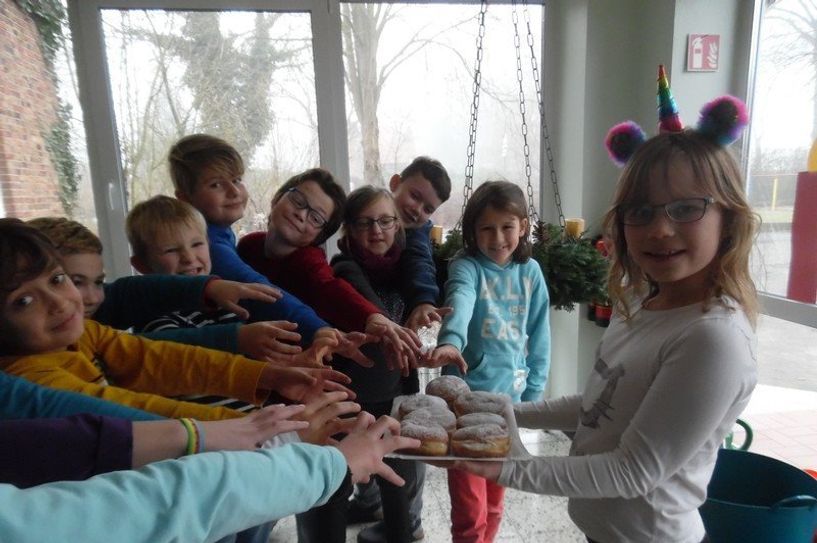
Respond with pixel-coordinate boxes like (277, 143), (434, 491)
(296, 470), (353, 543)
(296, 398), (417, 543)
(365, 399), (417, 543)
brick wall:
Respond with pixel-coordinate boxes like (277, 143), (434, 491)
(0, 0), (64, 219)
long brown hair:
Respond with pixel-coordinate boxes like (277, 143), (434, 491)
(601, 130), (760, 325)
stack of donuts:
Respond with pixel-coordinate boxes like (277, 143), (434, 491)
(397, 376), (512, 458)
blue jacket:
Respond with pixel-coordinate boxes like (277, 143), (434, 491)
(399, 221), (439, 309)
(0, 444), (346, 543)
(207, 223), (328, 343)
(439, 254), (551, 402)
(0, 371), (159, 421)
(95, 275), (239, 352)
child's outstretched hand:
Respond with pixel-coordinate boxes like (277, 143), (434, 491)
(310, 327), (377, 368)
(365, 314), (423, 376)
(293, 391), (361, 445)
(200, 403), (309, 451)
(405, 303), (454, 331)
(238, 321), (302, 361)
(204, 279), (282, 320)
(258, 365), (355, 402)
(334, 413), (421, 486)
(426, 344), (468, 374)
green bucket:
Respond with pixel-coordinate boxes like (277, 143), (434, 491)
(701, 449), (817, 543)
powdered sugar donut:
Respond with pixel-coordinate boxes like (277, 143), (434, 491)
(425, 375), (470, 407)
(403, 406), (457, 433)
(399, 420), (449, 456)
(450, 423), (510, 458)
(453, 391), (510, 417)
(457, 412), (507, 430)
(398, 394), (448, 418)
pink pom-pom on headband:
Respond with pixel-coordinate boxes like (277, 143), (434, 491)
(696, 95), (749, 146)
(605, 121), (647, 167)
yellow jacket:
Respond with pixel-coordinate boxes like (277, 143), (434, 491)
(1, 320), (268, 420)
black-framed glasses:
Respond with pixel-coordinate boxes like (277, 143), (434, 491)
(619, 197), (715, 226)
(351, 216), (399, 231)
(286, 188), (328, 229)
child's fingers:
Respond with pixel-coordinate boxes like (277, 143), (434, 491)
(265, 341), (302, 356)
(252, 403), (306, 422)
(244, 283), (283, 302)
(353, 411), (376, 432)
(433, 306), (454, 320)
(373, 462), (406, 487)
(222, 301), (249, 320)
(302, 391), (350, 414)
(269, 320), (298, 330)
(311, 368), (352, 385)
(268, 420), (310, 435)
(368, 414), (401, 439)
(329, 417), (361, 436)
(321, 380), (356, 399)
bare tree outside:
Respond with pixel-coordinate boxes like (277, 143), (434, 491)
(100, 9), (317, 231)
(747, 0), (817, 299)
(341, 3), (544, 230)
(766, 0), (817, 140)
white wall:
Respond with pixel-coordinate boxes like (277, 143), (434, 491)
(544, 0), (757, 397)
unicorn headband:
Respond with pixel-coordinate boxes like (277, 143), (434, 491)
(605, 65), (749, 167)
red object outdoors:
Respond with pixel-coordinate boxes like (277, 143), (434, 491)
(787, 172), (817, 304)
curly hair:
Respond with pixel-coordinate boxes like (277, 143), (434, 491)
(601, 130), (760, 326)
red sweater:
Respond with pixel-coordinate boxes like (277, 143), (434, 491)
(237, 232), (382, 332)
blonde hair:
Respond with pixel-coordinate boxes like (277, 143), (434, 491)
(27, 217), (102, 256)
(602, 130), (760, 326)
(167, 134), (244, 198)
(126, 195), (207, 260)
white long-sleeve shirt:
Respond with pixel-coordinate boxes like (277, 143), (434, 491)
(499, 300), (757, 543)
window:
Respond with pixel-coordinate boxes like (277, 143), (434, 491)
(746, 0), (817, 327)
(341, 2), (544, 230)
(100, 8), (318, 235)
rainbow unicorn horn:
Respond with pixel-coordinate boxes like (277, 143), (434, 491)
(657, 64), (683, 133)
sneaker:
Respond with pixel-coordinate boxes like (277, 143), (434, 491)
(356, 520), (424, 543)
(347, 499), (383, 524)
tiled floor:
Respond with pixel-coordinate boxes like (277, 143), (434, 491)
(738, 384), (817, 471)
(269, 384), (817, 542)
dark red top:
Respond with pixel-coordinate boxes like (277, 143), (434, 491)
(237, 232), (382, 332)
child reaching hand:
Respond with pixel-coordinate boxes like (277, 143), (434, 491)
(0, 218), (351, 421)
(429, 180), (551, 543)
(451, 94), (759, 543)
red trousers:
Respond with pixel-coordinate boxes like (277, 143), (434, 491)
(447, 468), (506, 543)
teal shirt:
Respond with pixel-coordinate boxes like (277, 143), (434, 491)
(0, 444), (346, 543)
(439, 254), (550, 402)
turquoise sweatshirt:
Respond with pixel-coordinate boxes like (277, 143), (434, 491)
(0, 444), (346, 543)
(439, 254), (550, 402)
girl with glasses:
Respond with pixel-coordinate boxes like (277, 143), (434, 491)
(330, 186), (431, 543)
(445, 96), (759, 543)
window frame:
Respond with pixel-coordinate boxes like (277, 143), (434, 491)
(67, 0), (350, 279)
(742, 0), (817, 329)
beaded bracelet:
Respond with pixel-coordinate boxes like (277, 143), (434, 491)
(179, 418), (204, 455)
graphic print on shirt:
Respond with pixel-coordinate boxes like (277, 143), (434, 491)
(90, 353), (111, 386)
(580, 356), (625, 429)
(479, 275), (532, 341)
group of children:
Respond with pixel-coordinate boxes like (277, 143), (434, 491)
(1, 88), (761, 543)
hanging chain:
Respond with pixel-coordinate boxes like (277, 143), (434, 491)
(511, 0), (538, 223)
(523, 0), (565, 229)
(458, 0), (488, 230)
